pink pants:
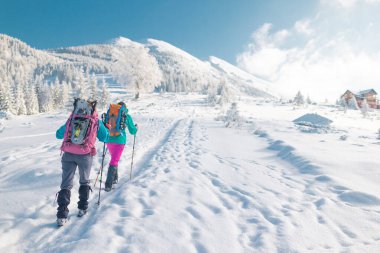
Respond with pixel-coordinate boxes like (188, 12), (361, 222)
(107, 143), (125, 166)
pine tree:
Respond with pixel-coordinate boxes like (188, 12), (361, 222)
(60, 81), (69, 110)
(207, 82), (218, 105)
(75, 70), (88, 99)
(225, 102), (241, 127)
(294, 91), (304, 106)
(0, 82), (11, 112)
(99, 79), (110, 110)
(219, 79), (233, 106)
(65, 81), (75, 111)
(14, 83), (27, 115)
(306, 95), (312, 104)
(51, 78), (61, 110)
(38, 82), (53, 112)
(24, 82), (39, 115)
(89, 73), (98, 101)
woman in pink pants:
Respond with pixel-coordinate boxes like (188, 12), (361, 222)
(104, 102), (138, 191)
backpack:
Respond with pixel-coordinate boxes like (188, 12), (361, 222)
(105, 103), (126, 137)
(61, 98), (99, 156)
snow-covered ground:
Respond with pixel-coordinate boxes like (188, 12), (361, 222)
(1, 93), (380, 253)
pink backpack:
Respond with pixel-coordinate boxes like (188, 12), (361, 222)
(61, 99), (99, 156)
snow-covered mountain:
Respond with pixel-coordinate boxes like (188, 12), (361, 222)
(0, 34), (274, 115)
(209, 56), (276, 97)
(50, 36), (274, 96)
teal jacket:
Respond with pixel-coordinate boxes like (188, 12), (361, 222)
(56, 119), (109, 143)
(108, 108), (137, 145)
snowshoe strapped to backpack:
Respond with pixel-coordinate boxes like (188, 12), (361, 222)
(61, 98), (99, 156)
(104, 103), (126, 137)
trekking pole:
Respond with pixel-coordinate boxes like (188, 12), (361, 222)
(129, 133), (137, 180)
(97, 142), (106, 205)
(94, 147), (107, 187)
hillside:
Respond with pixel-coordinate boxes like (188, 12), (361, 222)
(0, 34), (274, 116)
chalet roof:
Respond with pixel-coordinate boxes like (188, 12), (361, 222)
(340, 90), (354, 98)
(356, 89), (377, 96)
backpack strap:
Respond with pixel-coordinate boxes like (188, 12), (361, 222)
(105, 107), (110, 124)
(63, 113), (74, 141)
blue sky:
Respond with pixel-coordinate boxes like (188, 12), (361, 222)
(0, 0), (316, 63)
(2, 0), (380, 100)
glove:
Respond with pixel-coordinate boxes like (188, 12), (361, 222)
(105, 123), (111, 130)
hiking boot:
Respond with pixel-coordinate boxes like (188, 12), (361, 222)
(113, 167), (118, 184)
(57, 189), (71, 219)
(57, 218), (68, 227)
(105, 166), (117, 191)
(77, 209), (87, 217)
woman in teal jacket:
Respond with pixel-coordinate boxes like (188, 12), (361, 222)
(105, 102), (137, 191)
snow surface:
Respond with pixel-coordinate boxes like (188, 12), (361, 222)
(1, 93), (380, 253)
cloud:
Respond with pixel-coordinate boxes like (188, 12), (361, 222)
(237, 2), (380, 102)
(294, 20), (314, 36)
(250, 23), (290, 48)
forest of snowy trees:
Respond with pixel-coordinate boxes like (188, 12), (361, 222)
(0, 70), (111, 115)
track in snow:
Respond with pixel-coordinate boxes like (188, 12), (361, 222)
(1, 96), (380, 252)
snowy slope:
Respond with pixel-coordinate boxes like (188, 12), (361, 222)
(209, 56), (275, 97)
(146, 39), (220, 93)
(0, 33), (273, 101)
(1, 92), (380, 252)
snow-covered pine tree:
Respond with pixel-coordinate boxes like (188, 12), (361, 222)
(24, 82), (39, 115)
(219, 79), (233, 106)
(99, 78), (110, 110)
(293, 91), (304, 106)
(51, 78), (61, 110)
(89, 73), (98, 101)
(207, 82), (218, 105)
(306, 95), (312, 104)
(0, 81), (12, 112)
(60, 81), (69, 110)
(37, 82), (53, 112)
(13, 83), (27, 115)
(225, 102), (241, 127)
(64, 81), (76, 111)
(75, 70), (88, 99)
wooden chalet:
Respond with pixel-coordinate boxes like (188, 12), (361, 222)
(340, 89), (378, 109)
